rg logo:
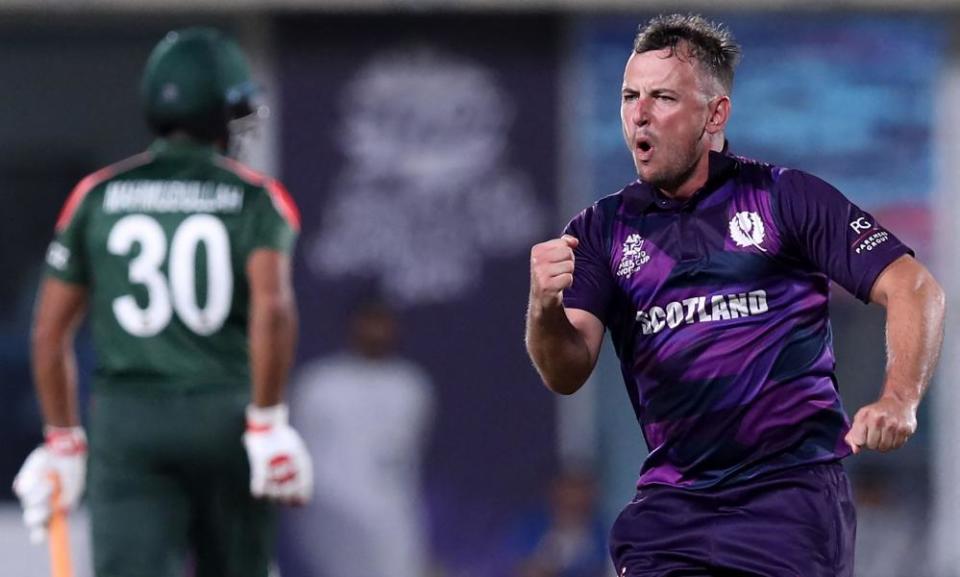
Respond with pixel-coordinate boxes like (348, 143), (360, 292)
(850, 217), (872, 234)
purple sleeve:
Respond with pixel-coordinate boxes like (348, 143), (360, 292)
(773, 169), (913, 303)
(562, 205), (615, 324)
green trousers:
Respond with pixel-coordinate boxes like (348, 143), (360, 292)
(87, 390), (276, 577)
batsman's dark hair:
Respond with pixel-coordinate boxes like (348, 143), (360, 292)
(633, 14), (741, 95)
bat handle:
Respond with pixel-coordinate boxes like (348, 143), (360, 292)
(47, 474), (74, 577)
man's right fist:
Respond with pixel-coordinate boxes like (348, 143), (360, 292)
(529, 235), (579, 309)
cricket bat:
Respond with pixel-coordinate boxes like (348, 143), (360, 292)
(47, 474), (74, 577)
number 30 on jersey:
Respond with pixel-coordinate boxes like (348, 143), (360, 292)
(108, 214), (233, 337)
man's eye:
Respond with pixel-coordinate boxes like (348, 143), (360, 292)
(622, 93), (638, 102)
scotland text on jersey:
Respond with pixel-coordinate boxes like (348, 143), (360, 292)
(636, 289), (769, 335)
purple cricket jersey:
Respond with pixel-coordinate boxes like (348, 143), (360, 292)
(563, 150), (911, 490)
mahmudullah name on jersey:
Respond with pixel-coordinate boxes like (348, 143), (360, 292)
(103, 181), (244, 214)
(636, 289), (769, 335)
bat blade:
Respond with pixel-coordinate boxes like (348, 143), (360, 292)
(47, 475), (74, 577)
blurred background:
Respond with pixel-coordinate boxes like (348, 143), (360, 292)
(1, 1), (958, 576)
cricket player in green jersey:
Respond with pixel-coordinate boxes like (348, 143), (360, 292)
(12, 28), (313, 577)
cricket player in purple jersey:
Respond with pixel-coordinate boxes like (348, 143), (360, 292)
(525, 14), (945, 577)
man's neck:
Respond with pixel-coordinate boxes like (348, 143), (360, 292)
(661, 154), (710, 200)
(659, 135), (725, 200)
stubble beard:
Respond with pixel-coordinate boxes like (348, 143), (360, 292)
(635, 136), (702, 197)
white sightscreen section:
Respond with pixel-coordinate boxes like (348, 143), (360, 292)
(0, 504), (93, 576)
(236, 18), (280, 177)
(930, 30), (960, 577)
(553, 18), (597, 471)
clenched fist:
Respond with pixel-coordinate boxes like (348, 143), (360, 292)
(530, 235), (579, 310)
(844, 394), (917, 454)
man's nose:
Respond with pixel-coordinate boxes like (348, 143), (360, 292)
(631, 98), (649, 126)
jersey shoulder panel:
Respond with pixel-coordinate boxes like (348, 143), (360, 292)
(212, 156), (301, 232)
(570, 186), (629, 232)
(729, 154), (781, 190)
(56, 151), (155, 232)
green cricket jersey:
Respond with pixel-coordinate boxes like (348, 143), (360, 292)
(45, 138), (299, 394)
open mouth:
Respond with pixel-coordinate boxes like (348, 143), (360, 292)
(635, 138), (653, 160)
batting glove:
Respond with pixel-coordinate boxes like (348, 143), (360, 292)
(242, 404), (313, 504)
(12, 426), (87, 544)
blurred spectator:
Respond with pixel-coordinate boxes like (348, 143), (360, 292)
(283, 301), (436, 577)
(502, 469), (611, 577)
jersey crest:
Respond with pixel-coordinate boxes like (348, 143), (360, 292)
(728, 211), (767, 252)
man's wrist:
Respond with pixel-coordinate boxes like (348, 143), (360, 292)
(528, 296), (566, 321)
(43, 426), (87, 456)
(246, 403), (289, 432)
(879, 387), (920, 410)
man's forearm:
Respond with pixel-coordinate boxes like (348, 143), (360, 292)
(525, 302), (593, 395)
(881, 273), (945, 406)
(30, 276), (86, 429)
(31, 334), (80, 428)
(249, 297), (298, 407)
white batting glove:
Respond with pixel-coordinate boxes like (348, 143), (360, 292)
(12, 426), (87, 544)
(242, 404), (313, 504)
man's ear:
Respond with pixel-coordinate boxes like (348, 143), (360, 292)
(705, 95), (731, 135)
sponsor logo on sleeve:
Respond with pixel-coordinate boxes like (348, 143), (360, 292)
(46, 241), (70, 270)
(850, 217), (872, 233)
(849, 217), (890, 254)
(728, 211), (767, 252)
(616, 233), (650, 278)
